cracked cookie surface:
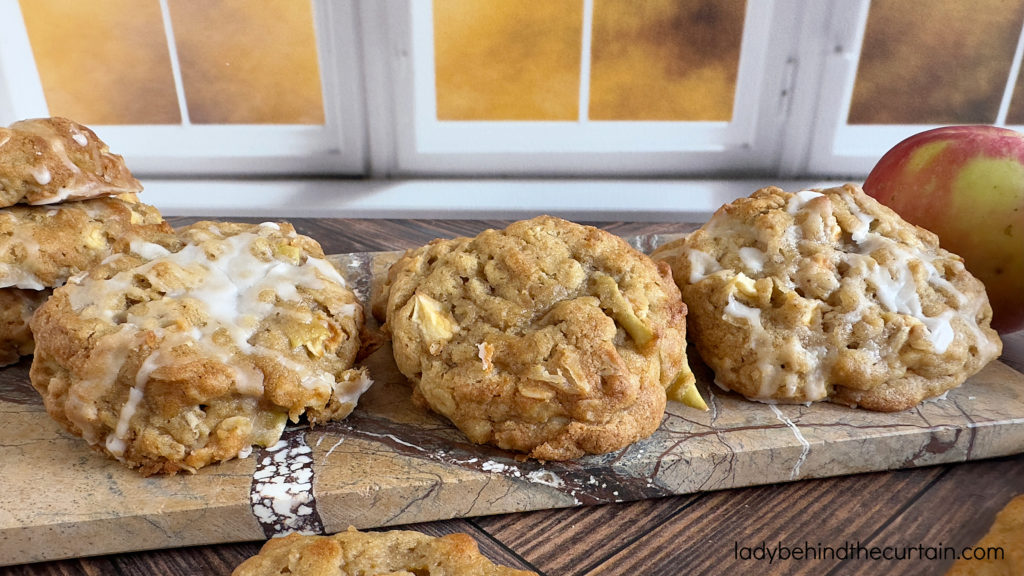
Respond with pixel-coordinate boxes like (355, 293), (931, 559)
(0, 117), (142, 207)
(374, 215), (692, 460)
(30, 221), (371, 474)
(652, 184), (1002, 411)
(232, 528), (536, 576)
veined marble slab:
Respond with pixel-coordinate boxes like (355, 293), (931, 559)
(1, 241), (1022, 565)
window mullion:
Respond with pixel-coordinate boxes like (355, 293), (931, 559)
(157, 0), (191, 125)
(578, 0), (594, 124)
(355, 0), (403, 178)
(786, 0), (871, 178)
(996, 18), (1024, 125)
(0, 0), (48, 123)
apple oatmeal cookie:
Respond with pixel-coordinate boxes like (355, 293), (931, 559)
(0, 117), (142, 207)
(0, 194), (174, 365)
(232, 527), (537, 576)
(30, 221), (371, 474)
(652, 184), (1002, 411)
(373, 215), (698, 461)
(0, 194), (173, 289)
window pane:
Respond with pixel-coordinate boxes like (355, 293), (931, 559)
(849, 0), (1024, 125)
(1007, 62), (1024, 125)
(433, 0), (582, 121)
(589, 0), (744, 121)
(167, 0), (324, 125)
(19, 0), (180, 125)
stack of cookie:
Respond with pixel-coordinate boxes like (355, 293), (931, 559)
(0, 117), (171, 366)
(30, 220), (372, 475)
(2, 117), (374, 475)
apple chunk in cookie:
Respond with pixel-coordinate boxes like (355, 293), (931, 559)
(29, 221), (371, 475)
(373, 215), (699, 461)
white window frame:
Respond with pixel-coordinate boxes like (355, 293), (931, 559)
(3, 0), (1024, 193)
(0, 0), (366, 176)
(373, 0), (800, 177)
(784, 0), (1024, 177)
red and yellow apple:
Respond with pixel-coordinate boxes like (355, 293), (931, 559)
(863, 125), (1024, 333)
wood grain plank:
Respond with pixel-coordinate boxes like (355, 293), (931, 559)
(999, 329), (1024, 374)
(472, 495), (701, 576)
(1, 519), (539, 576)
(825, 454), (1024, 576)
(390, 519), (542, 574)
(578, 467), (948, 576)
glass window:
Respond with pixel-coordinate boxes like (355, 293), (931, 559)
(431, 0), (747, 123)
(167, 0), (325, 125)
(401, 0), (773, 175)
(20, 0), (180, 125)
(21, 0), (325, 126)
(433, 0), (582, 121)
(5, 0), (362, 175)
(589, 0), (745, 121)
(848, 0), (1024, 125)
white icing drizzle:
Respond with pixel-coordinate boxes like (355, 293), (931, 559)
(737, 246), (765, 273)
(63, 227), (364, 457)
(129, 239), (172, 260)
(839, 194), (960, 354)
(30, 165), (51, 186)
(786, 190), (825, 214)
(106, 386), (143, 458)
(850, 210), (874, 244)
(687, 249), (723, 283)
(700, 187), (997, 406)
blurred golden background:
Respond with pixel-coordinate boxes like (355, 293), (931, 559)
(20, 0), (324, 125)
(850, 0), (1024, 125)
(18, 0), (1024, 126)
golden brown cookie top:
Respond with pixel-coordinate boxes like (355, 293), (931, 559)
(0, 195), (174, 289)
(375, 215), (692, 460)
(29, 220), (370, 474)
(0, 117), (142, 207)
(232, 528), (537, 576)
(653, 184), (1002, 410)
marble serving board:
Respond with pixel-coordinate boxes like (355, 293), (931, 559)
(2, 238), (1024, 565)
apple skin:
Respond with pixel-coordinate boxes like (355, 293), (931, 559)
(863, 125), (1024, 334)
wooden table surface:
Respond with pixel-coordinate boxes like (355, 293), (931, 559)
(3, 218), (1022, 576)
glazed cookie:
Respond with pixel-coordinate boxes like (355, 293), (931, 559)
(652, 184), (1002, 411)
(232, 528), (536, 576)
(374, 215), (697, 461)
(0, 194), (174, 289)
(0, 117), (142, 207)
(30, 221), (371, 475)
(0, 287), (50, 366)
